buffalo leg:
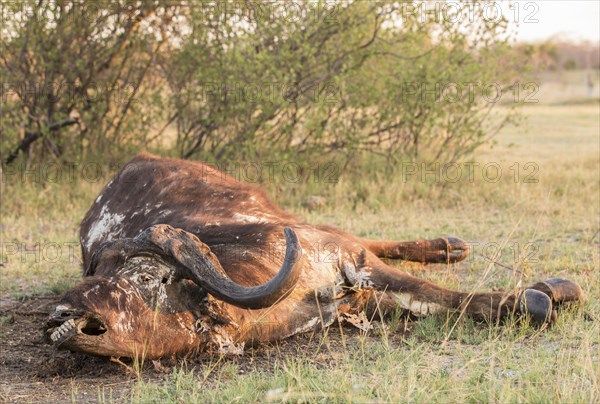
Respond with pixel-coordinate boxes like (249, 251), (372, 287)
(360, 236), (470, 264)
(342, 251), (554, 324)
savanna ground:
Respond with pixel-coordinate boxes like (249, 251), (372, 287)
(1, 73), (599, 402)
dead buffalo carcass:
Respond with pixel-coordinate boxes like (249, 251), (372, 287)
(46, 153), (584, 358)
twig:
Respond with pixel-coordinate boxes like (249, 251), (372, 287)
(474, 252), (524, 277)
(110, 357), (134, 373)
(4, 118), (79, 164)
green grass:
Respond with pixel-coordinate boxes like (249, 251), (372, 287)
(130, 335), (597, 403)
(0, 178), (96, 297)
(2, 102), (599, 402)
(128, 306), (598, 402)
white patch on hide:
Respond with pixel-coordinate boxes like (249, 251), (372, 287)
(302, 247), (340, 285)
(114, 311), (132, 333)
(232, 213), (268, 224)
(174, 314), (195, 345)
(157, 209), (172, 218)
(83, 284), (100, 299)
(110, 291), (122, 311)
(124, 258), (172, 308)
(342, 262), (373, 289)
(86, 205), (125, 250)
(392, 292), (443, 317)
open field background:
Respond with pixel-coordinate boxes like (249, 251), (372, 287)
(1, 83), (599, 400)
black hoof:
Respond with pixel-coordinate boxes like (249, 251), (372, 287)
(519, 289), (556, 324)
(529, 278), (585, 307)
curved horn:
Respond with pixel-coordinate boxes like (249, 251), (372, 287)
(137, 225), (304, 309)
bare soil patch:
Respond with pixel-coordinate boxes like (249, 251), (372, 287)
(0, 295), (132, 402)
(1, 295), (402, 403)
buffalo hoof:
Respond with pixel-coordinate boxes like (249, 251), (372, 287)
(529, 278), (585, 308)
(426, 237), (470, 263)
(444, 237), (470, 263)
(518, 289), (556, 324)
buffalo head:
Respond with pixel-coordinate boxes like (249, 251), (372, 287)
(46, 225), (303, 358)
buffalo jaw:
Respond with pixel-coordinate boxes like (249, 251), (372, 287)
(47, 312), (117, 356)
(45, 277), (205, 359)
(46, 303), (130, 357)
(46, 306), (206, 359)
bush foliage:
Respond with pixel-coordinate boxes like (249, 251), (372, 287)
(1, 1), (527, 168)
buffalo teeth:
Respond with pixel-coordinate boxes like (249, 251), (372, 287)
(50, 319), (77, 342)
